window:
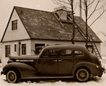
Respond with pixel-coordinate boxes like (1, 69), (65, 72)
(12, 20), (18, 30)
(42, 49), (57, 58)
(35, 44), (45, 54)
(86, 45), (94, 53)
(22, 44), (26, 55)
(55, 13), (72, 23)
(5, 45), (11, 57)
(14, 44), (17, 52)
(49, 49), (57, 56)
(74, 50), (84, 55)
(60, 49), (72, 56)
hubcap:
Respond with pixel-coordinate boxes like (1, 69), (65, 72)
(79, 71), (86, 79)
(9, 73), (15, 81)
(7, 70), (17, 83)
(76, 68), (89, 82)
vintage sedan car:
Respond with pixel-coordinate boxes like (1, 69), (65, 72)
(1, 45), (105, 83)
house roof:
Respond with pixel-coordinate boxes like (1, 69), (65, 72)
(1, 6), (101, 43)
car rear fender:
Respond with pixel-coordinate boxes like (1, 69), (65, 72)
(72, 62), (98, 76)
(3, 62), (37, 78)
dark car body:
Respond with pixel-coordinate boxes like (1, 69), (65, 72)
(1, 45), (105, 83)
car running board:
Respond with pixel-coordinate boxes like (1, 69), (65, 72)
(22, 75), (74, 79)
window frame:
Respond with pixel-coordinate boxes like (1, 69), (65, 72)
(14, 44), (17, 52)
(59, 49), (73, 56)
(41, 49), (58, 58)
(5, 45), (11, 57)
(12, 20), (18, 30)
(22, 44), (26, 55)
(74, 50), (85, 56)
(35, 44), (45, 54)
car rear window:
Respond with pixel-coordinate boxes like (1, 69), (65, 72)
(74, 50), (84, 56)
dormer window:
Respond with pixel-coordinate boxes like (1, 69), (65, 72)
(54, 6), (73, 23)
(12, 20), (18, 30)
(55, 10), (68, 20)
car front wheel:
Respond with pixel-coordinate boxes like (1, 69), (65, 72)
(6, 70), (20, 83)
(75, 68), (90, 82)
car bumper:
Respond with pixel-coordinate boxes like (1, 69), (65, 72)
(1, 71), (3, 75)
(102, 67), (105, 73)
(96, 66), (105, 77)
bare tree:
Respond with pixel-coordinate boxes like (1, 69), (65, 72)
(68, 0), (75, 44)
(80, 0), (106, 46)
(81, 0), (106, 26)
(52, 0), (77, 44)
(52, 0), (78, 11)
(52, 0), (106, 46)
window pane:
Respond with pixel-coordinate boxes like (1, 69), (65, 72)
(74, 50), (84, 55)
(22, 44), (26, 55)
(42, 50), (49, 58)
(49, 49), (57, 56)
(42, 49), (57, 58)
(5, 45), (10, 57)
(35, 44), (45, 54)
(60, 49), (72, 56)
(12, 20), (17, 30)
(14, 44), (17, 52)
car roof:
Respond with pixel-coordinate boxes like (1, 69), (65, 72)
(40, 45), (91, 56)
(43, 45), (86, 51)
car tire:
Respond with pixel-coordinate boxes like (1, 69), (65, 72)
(75, 68), (90, 82)
(6, 70), (20, 83)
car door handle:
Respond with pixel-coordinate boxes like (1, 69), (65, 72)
(58, 60), (62, 62)
(53, 60), (57, 62)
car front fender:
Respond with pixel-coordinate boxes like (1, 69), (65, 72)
(72, 62), (103, 77)
(2, 62), (37, 79)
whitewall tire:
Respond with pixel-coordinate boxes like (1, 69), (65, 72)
(76, 68), (90, 82)
(6, 70), (20, 83)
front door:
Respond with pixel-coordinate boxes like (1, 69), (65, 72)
(36, 49), (58, 75)
(58, 49), (74, 75)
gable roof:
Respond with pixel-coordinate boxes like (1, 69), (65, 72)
(1, 6), (101, 43)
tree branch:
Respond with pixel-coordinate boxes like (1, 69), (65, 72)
(90, 8), (106, 26)
(57, 0), (70, 5)
(87, 0), (100, 20)
(87, 0), (95, 7)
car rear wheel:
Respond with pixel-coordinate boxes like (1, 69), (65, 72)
(6, 70), (20, 83)
(75, 68), (90, 82)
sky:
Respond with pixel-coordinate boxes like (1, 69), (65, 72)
(0, 0), (106, 41)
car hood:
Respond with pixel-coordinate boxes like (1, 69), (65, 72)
(9, 55), (39, 60)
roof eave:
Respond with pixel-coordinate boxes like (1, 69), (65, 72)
(31, 38), (102, 43)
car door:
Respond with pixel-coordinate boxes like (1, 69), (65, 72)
(58, 49), (74, 75)
(35, 48), (59, 75)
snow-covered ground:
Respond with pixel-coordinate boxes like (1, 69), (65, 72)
(0, 60), (106, 86)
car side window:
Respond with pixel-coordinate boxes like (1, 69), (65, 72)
(60, 49), (73, 56)
(41, 49), (57, 58)
(74, 50), (84, 56)
(49, 49), (57, 57)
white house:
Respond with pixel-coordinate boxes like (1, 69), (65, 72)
(1, 6), (101, 66)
